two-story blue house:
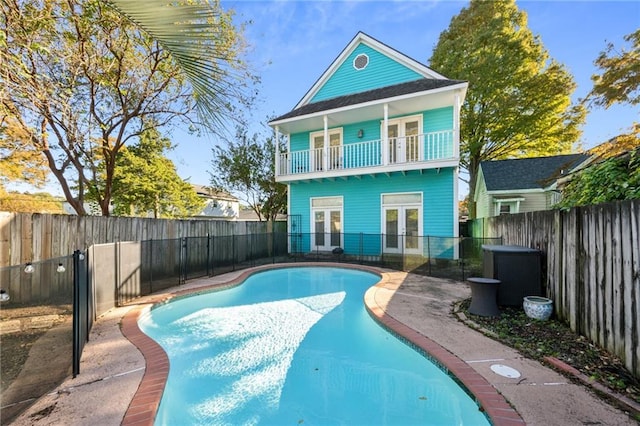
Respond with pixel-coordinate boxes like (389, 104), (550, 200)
(269, 32), (467, 258)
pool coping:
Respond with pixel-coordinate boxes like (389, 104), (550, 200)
(120, 263), (524, 425)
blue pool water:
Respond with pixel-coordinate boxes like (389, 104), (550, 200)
(138, 267), (489, 425)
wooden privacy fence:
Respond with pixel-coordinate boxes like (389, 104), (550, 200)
(0, 212), (285, 268)
(469, 199), (640, 378)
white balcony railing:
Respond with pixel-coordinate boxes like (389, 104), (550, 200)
(277, 130), (455, 178)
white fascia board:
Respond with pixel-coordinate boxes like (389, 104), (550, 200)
(276, 160), (459, 183)
(270, 82), (468, 129)
(492, 197), (526, 202)
(295, 32), (448, 109)
(486, 188), (544, 195)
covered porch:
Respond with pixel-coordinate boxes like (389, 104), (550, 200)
(270, 79), (466, 182)
(276, 129), (457, 181)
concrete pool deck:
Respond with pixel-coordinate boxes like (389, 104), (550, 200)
(10, 264), (637, 426)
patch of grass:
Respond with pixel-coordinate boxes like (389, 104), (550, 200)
(458, 299), (640, 404)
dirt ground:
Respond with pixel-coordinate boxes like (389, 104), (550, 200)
(1, 329), (48, 389)
(0, 304), (73, 424)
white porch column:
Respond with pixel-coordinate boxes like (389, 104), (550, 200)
(383, 103), (389, 166)
(453, 94), (461, 158)
(323, 115), (329, 171)
(275, 126), (280, 176)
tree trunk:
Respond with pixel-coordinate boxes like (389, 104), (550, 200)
(44, 152), (87, 216)
(467, 156), (481, 219)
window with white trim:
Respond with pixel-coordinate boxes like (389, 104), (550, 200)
(494, 198), (524, 216)
(353, 53), (369, 70)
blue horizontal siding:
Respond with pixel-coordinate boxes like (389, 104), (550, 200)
(289, 168), (454, 239)
(343, 120), (381, 144)
(290, 132), (310, 152)
(312, 43), (422, 102)
(423, 106), (453, 132)
(342, 120), (381, 168)
(289, 108), (453, 151)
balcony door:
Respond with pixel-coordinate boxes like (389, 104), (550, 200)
(310, 129), (342, 171)
(382, 192), (422, 254)
(386, 115), (421, 164)
(311, 196), (343, 251)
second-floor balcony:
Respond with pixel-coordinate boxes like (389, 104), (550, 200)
(276, 130), (457, 182)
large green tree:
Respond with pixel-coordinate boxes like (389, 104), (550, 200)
(429, 0), (585, 217)
(210, 127), (287, 222)
(557, 149), (640, 209)
(105, 126), (204, 218)
(558, 29), (640, 209)
(589, 29), (640, 108)
(0, 0), (251, 216)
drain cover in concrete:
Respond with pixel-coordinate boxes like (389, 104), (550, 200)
(490, 364), (521, 378)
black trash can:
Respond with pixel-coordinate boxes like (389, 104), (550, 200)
(482, 245), (542, 306)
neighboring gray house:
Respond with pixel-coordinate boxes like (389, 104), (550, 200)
(192, 185), (240, 220)
(237, 209), (287, 221)
(474, 154), (589, 218)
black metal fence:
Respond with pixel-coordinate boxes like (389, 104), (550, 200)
(73, 250), (91, 379)
(90, 233), (290, 308)
(285, 233), (502, 281)
(0, 231), (499, 422)
(103, 234), (499, 308)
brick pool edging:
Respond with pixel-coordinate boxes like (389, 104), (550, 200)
(364, 282), (525, 426)
(120, 263), (524, 425)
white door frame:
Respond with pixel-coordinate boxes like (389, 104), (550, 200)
(309, 128), (343, 171)
(381, 192), (423, 254)
(382, 114), (422, 164)
(310, 196), (343, 250)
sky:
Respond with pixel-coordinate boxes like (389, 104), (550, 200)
(14, 0), (640, 199)
(165, 0), (639, 198)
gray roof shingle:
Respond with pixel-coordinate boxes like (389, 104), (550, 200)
(272, 78), (465, 122)
(480, 154), (590, 191)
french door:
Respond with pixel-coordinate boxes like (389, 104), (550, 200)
(382, 192), (422, 254)
(311, 196), (343, 251)
(387, 117), (421, 164)
(311, 130), (342, 171)
(313, 209), (342, 250)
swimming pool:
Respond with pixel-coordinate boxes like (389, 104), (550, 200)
(138, 266), (490, 425)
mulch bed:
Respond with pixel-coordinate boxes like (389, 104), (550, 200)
(457, 299), (640, 405)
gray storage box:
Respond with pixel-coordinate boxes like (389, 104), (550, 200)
(482, 245), (542, 306)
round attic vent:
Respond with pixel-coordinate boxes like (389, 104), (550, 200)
(353, 53), (369, 70)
